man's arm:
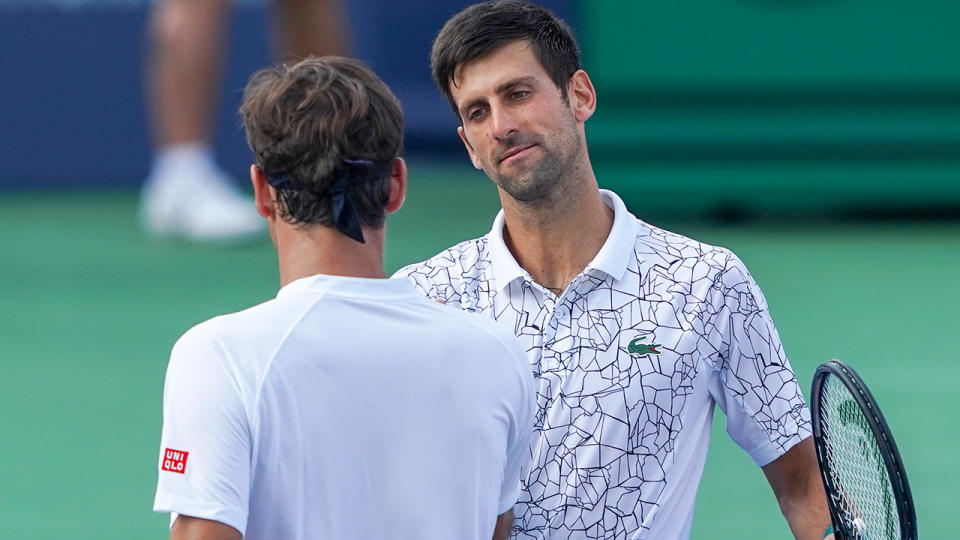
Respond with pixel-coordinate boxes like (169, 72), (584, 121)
(171, 515), (242, 540)
(762, 437), (834, 540)
(154, 326), (251, 539)
(492, 508), (514, 540)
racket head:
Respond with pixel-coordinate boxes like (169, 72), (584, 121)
(810, 359), (917, 540)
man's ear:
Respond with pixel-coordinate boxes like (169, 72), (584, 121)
(568, 69), (597, 123)
(384, 157), (407, 214)
(250, 164), (275, 219)
(458, 126), (483, 170)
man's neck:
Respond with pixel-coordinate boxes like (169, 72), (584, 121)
(499, 175), (613, 296)
(274, 223), (387, 288)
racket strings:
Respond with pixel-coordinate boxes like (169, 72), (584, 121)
(819, 376), (900, 539)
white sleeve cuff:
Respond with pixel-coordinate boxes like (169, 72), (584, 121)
(498, 481), (522, 515)
(749, 431), (812, 467)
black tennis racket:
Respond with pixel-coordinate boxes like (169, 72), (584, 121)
(810, 359), (917, 540)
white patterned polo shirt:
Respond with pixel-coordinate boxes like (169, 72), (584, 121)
(395, 189), (811, 540)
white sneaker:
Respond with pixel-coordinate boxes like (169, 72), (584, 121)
(140, 149), (265, 242)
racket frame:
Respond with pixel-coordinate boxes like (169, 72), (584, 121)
(810, 359), (917, 540)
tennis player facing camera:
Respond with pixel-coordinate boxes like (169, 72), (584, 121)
(153, 56), (534, 540)
(397, 1), (834, 539)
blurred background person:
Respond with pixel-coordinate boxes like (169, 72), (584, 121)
(140, 0), (349, 241)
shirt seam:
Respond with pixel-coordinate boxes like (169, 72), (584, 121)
(248, 290), (332, 481)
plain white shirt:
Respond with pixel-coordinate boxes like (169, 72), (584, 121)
(154, 274), (534, 540)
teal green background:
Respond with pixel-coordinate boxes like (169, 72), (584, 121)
(580, 1), (960, 213)
(2, 165), (956, 538)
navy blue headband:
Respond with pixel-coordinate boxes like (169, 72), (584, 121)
(265, 158), (392, 244)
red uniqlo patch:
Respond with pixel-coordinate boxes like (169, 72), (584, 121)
(162, 448), (189, 474)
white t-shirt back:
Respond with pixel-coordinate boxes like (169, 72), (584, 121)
(154, 274), (534, 539)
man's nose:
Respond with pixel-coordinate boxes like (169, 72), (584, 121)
(490, 105), (519, 141)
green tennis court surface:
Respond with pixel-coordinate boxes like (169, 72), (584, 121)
(2, 164), (956, 538)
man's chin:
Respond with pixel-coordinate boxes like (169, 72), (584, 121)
(496, 177), (553, 203)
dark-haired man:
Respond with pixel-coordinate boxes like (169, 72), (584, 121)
(397, 2), (833, 539)
(153, 56), (533, 540)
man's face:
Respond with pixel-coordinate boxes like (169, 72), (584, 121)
(450, 40), (582, 203)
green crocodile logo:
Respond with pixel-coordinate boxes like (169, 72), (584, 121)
(628, 336), (661, 356)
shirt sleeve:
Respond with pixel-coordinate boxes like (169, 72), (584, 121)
(153, 323), (251, 534)
(392, 245), (478, 306)
(706, 251), (812, 466)
(499, 336), (536, 514)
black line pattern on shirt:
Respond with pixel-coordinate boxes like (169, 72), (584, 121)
(397, 223), (810, 540)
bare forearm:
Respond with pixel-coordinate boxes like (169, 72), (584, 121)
(171, 515), (241, 540)
(763, 438), (832, 540)
(778, 469), (832, 539)
(492, 508), (514, 540)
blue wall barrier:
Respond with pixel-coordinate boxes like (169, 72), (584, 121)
(0, 1), (574, 188)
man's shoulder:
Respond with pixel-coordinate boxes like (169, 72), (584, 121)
(393, 235), (493, 292)
(633, 219), (735, 267)
(428, 301), (531, 381)
(180, 296), (284, 341)
(628, 219), (759, 288)
(169, 296), (292, 372)
(632, 220), (764, 304)
(434, 300), (514, 344)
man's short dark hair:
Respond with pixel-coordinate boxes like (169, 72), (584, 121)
(240, 56), (403, 229)
(431, 0), (581, 115)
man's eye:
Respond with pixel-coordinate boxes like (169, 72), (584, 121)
(469, 108), (485, 120)
(511, 90), (530, 100)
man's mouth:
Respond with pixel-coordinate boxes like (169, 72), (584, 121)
(499, 144), (536, 164)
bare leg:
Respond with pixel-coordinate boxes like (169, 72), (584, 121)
(147, 0), (230, 147)
(141, 0), (265, 241)
(272, 0), (350, 61)
(140, 0), (350, 241)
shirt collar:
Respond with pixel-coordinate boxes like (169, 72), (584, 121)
(585, 189), (639, 282)
(486, 189), (639, 291)
(277, 273), (421, 300)
(487, 208), (528, 290)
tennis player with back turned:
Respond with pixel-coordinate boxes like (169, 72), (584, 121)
(153, 56), (534, 540)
